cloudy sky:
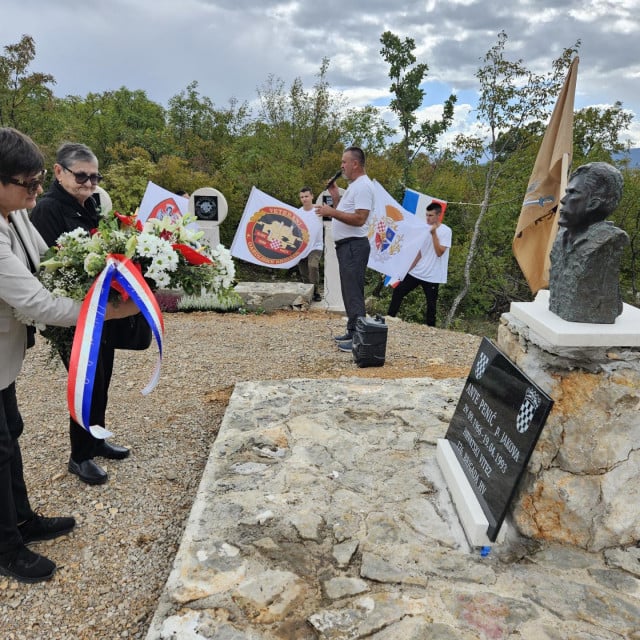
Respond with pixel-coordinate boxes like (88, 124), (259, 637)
(2, 0), (639, 146)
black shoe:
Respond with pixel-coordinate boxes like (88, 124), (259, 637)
(68, 458), (108, 485)
(312, 293), (322, 302)
(334, 331), (352, 342)
(19, 512), (75, 544)
(0, 546), (56, 583)
(95, 440), (130, 460)
(337, 339), (353, 352)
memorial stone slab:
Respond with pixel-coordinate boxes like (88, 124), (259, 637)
(445, 338), (553, 541)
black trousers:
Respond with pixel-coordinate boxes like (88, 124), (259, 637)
(387, 273), (440, 327)
(0, 383), (33, 554)
(336, 237), (370, 332)
(60, 342), (115, 462)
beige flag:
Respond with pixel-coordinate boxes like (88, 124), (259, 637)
(513, 57), (579, 293)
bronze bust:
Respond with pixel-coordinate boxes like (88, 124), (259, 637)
(549, 162), (629, 323)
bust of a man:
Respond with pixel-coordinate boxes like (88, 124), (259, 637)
(549, 162), (629, 323)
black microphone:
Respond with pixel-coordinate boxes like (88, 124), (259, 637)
(325, 169), (342, 190)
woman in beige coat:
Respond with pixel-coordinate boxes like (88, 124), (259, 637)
(0, 128), (136, 583)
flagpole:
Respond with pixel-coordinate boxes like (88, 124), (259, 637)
(513, 57), (579, 294)
(542, 152), (570, 282)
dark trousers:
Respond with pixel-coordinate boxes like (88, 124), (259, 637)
(336, 237), (370, 332)
(387, 273), (440, 327)
(0, 383), (32, 554)
(60, 343), (115, 462)
(298, 249), (322, 294)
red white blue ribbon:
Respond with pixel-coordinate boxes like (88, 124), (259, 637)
(67, 255), (164, 438)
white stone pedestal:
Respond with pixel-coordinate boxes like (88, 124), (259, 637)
(198, 220), (220, 248)
(322, 221), (345, 313)
(436, 439), (507, 548)
(510, 289), (640, 347)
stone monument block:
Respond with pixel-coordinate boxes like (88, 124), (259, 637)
(234, 281), (314, 312)
(316, 192), (345, 313)
(188, 187), (229, 248)
(498, 312), (640, 551)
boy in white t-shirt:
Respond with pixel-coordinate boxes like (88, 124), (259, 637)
(296, 186), (324, 301)
(387, 201), (452, 327)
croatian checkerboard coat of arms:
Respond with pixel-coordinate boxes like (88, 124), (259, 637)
(516, 387), (542, 434)
(245, 206), (310, 265)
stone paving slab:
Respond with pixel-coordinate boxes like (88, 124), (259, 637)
(145, 377), (640, 640)
(234, 282), (314, 312)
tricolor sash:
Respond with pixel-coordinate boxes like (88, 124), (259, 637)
(67, 254), (164, 438)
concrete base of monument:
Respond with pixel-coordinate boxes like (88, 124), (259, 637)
(197, 220), (220, 248)
(436, 438), (507, 548)
(498, 313), (640, 550)
(510, 289), (640, 347)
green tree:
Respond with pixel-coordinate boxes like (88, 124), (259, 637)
(152, 155), (211, 197)
(340, 104), (394, 155)
(444, 31), (580, 327)
(257, 59), (345, 166)
(55, 88), (168, 166)
(103, 155), (156, 213)
(614, 167), (640, 301)
(0, 34), (57, 136)
(379, 30), (456, 187)
(573, 101), (632, 163)
(167, 81), (250, 172)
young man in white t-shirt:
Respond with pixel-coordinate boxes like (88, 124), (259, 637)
(296, 186), (324, 301)
(387, 201), (452, 327)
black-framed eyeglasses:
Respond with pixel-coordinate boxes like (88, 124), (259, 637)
(0, 170), (47, 195)
(60, 164), (103, 185)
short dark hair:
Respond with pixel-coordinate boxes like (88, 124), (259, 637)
(299, 186), (313, 194)
(345, 146), (365, 167)
(0, 127), (45, 182)
(56, 142), (98, 167)
(571, 162), (623, 221)
(426, 201), (442, 212)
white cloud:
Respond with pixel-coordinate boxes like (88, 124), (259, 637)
(0, 0), (636, 150)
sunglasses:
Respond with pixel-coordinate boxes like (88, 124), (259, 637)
(60, 163), (103, 185)
(0, 170), (47, 195)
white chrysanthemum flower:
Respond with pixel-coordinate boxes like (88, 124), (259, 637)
(144, 266), (171, 288)
(150, 247), (179, 273)
(135, 232), (165, 257)
(60, 227), (90, 242)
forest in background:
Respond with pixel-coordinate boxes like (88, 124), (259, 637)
(1, 32), (638, 331)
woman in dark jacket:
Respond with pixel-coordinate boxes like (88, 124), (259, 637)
(31, 143), (131, 486)
(0, 128), (136, 583)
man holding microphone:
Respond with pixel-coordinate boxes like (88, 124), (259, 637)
(315, 147), (373, 352)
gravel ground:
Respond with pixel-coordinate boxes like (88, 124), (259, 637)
(1, 309), (481, 640)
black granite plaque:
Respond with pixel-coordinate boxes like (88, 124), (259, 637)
(445, 337), (553, 541)
(194, 194), (219, 221)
